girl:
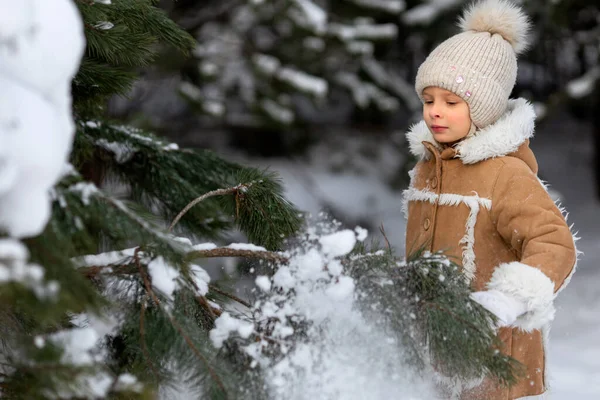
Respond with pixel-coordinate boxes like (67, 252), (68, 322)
(402, 0), (578, 399)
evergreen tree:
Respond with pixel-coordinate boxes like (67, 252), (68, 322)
(1, 1), (301, 398)
(174, 0), (419, 129)
(0, 1), (523, 399)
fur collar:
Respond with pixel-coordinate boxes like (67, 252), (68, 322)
(406, 98), (536, 164)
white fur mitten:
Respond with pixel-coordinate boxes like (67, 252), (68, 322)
(470, 289), (528, 327)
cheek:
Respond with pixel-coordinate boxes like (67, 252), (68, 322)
(448, 108), (471, 128)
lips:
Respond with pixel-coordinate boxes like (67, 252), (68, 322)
(431, 125), (448, 133)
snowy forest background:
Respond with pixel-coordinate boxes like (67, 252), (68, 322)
(2, 0), (600, 399)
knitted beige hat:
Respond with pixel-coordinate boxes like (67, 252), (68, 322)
(415, 0), (531, 128)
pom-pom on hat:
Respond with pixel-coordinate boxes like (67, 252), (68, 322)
(415, 0), (531, 128)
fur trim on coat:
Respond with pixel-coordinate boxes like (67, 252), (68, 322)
(406, 98), (535, 163)
(486, 262), (556, 332)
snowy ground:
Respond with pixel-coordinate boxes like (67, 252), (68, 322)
(530, 113), (600, 399)
(224, 110), (600, 399)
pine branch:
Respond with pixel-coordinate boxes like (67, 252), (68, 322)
(134, 249), (228, 397)
(74, 122), (303, 249)
(207, 285), (252, 309)
(73, 0), (196, 117)
(168, 185), (250, 232)
(187, 247), (288, 264)
(139, 298), (159, 380)
(349, 247), (524, 386)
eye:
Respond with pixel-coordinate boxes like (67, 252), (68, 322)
(424, 100), (433, 104)
(446, 102), (457, 106)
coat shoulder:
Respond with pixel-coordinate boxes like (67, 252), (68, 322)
(492, 155), (537, 178)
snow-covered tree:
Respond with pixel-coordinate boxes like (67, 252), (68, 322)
(172, 0), (420, 128)
(0, 1), (301, 398)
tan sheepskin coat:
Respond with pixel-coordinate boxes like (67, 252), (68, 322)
(403, 99), (578, 399)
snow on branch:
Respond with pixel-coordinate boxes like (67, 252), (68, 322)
(362, 58), (422, 111)
(0, 0), (84, 237)
(335, 72), (399, 111)
(276, 67), (328, 97)
(329, 22), (398, 41)
(567, 67), (600, 99)
(344, 0), (405, 14)
(289, 0), (328, 34)
(402, 0), (462, 26)
(260, 98), (295, 124)
(0, 239), (59, 299)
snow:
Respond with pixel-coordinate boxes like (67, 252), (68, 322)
(94, 21), (114, 30)
(0, 238), (59, 299)
(335, 72), (400, 111)
(355, 226), (368, 241)
(211, 224), (437, 398)
(192, 242), (217, 251)
(324, 275), (355, 301)
(69, 182), (99, 206)
(253, 53), (281, 76)
(402, 0), (462, 26)
(226, 242), (268, 252)
(0, 0), (84, 237)
(190, 264), (210, 296)
(179, 81), (202, 100)
(51, 327), (99, 366)
(346, 40), (374, 54)
(209, 312), (254, 348)
(303, 36), (325, 51)
(96, 139), (135, 163)
(173, 237), (192, 247)
(346, 0), (405, 13)
(163, 143), (179, 151)
(147, 256), (180, 302)
(319, 229), (357, 258)
(362, 58), (422, 112)
(114, 374), (143, 393)
(566, 67), (600, 99)
(34, 336), (45, 348)
(70, 312), (120, 338)
(255, 275), (272, 292)
(330, 23), (398, 40)
(202, 100), (225, 116)
(272, 266), (296, 290)
(261, 98), (295, 124)
(113, 126), (160, 146)
(292, 0), (328, 34)
(277, 67), (328, 98)
(200, 61), (218, 76)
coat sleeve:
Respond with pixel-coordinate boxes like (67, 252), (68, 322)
(487, 162), (577, 332)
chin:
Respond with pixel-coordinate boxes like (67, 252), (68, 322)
(432, 134), (453, 143)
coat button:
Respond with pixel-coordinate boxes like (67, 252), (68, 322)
(423, 218), (431, 230)
(431, 177), (438, 189)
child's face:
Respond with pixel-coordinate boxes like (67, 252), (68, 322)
(422, 87), (471, 144)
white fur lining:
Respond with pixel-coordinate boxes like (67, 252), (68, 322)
(402, 187), (491, 282)
(486, 262), (555, 332)
(406, 120), (441, 160)
(537, 178), (582, 296)
(541, 324), (551, 394)
(406, 98), (535, 163)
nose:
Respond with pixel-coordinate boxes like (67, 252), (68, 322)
(428, 102), (441, 119)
